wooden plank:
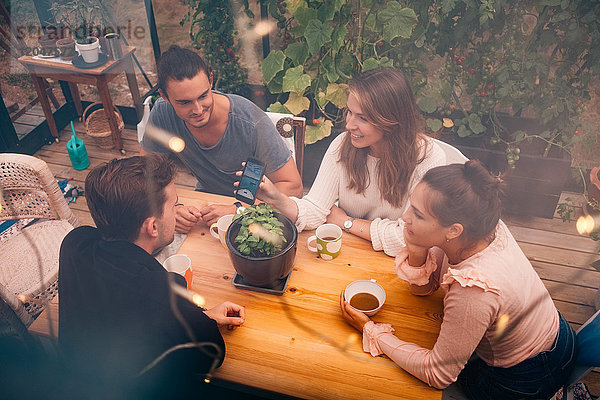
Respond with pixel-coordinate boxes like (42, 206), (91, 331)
(13, 112), (47, 126)
(509, 224), (600, 254)
(582, 371), (600, 397)
(553, 299), (596, 326)
(505, 213), (583, 237)
(542, 280), (598, 307)
(519, 242), (600, 269)
(533, 261), (600, 289)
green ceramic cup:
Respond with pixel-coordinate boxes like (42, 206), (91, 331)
(307, 223), (342, 260)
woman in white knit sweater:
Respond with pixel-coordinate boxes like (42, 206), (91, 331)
(251, 68), (447, 256)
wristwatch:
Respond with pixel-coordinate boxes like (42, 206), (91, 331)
(234, 201), (245, 214)
(343, 217), (355, 232)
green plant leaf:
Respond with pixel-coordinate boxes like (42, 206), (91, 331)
(262, 50), (286, 83)
(470, 121), (486, 134)
(325, 83), (348, 108)
(294, 4), (318, 28)
(362, 58), (379, 72)
(457, 125), (472, 137)
(418, 97), (437, 114)
(317, 3), (335, 22)
(413, 25), (426, 48)
(514, 130), (526, 142)
(304, 19), (334, 55)
(266, 70), (284, 93)
(286, 0), (305, 15)
(552, 11), (571, 23)
(316, 91), (327, 108)
(365, 13), (377, 31)
(467, 113), (486, 134)
(282, 66), (312, 93)
(380, 3), (417, 41)
(306, 119), (334, 144)
(442, 0), (456, 13)
(268, 101), (290, 114)
(331, 26), (348, 53)
(284, 92), (310, 115)
(426, 118), (443, 132)
(336, 53), (356, 79)
(534, 0), (561, 6)
(285, 42), (309, 66)
(322, 56), (339, 82)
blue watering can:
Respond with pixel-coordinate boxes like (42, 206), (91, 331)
(66, 121), (89, 170)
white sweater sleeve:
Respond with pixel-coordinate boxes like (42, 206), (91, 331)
(291, 137), (342, 232)
(370, 140), (448, 256)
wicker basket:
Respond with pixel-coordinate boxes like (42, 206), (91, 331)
(83, 101), (124, 149)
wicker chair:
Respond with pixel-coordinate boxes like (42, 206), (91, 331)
(0, 154), (78, 329)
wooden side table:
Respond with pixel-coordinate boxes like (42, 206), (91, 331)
(18, 46), (141, 153)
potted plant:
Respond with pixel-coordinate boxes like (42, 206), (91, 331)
(49, 0), (106, 63)
(37, 30), (59, 57)
(56, 37), (77, 61)
(225, 203), (297, 287)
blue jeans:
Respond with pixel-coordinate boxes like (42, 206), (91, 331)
(457, 313), (577, 400)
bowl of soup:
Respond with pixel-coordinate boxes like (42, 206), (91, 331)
(344, 279), (386, 316)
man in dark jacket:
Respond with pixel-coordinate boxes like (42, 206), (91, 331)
(58, 154), (245, 398)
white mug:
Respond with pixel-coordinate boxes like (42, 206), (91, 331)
(210, 214), (235, 248)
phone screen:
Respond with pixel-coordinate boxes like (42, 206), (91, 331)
(236, 158), (264, 204)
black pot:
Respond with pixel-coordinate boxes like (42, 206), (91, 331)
(226, 211), (298, 287)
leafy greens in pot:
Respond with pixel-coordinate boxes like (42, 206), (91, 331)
(233, 203), (287, 257)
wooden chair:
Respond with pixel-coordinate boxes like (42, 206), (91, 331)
(562, 309), (600, 400)
(265, 112), (306, 178)
(0, 154), (78, 329)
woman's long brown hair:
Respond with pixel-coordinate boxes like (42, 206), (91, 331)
(339, 68), (426, 207)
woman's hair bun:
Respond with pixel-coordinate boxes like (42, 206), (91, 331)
(463, 160), (507, 202)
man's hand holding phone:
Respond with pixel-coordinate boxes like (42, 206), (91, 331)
(235, 158), (265, 205)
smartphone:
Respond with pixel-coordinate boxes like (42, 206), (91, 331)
(236, 157), (265, 205)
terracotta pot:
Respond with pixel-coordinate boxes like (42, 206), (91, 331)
(56, 38), (77, 61)
(37, 35), (58, 57)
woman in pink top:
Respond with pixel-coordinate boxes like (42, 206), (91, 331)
(340, 161), (577, 399)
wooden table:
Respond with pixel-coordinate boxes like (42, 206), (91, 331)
(18, 46), (141, 152)
(29, 190), (444, 399)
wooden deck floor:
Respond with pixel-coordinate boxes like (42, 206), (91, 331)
(23, 115), (600, 396)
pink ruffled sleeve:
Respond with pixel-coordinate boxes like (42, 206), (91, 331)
(362, 321), (395, 356)
(395, 247), (438, 286)
(440, 267), (501, 295)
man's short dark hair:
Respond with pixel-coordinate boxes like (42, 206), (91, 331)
(85, 154), (176, 242)
(157, 45), (211, 97)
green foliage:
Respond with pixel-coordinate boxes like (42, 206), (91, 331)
(261, 0), (599, 161)
(555, 197), (576, 222)
(262, 0), (421, 143)
(48, 0), (108, 43)
(233, 203), (287, 257)
(418, 0), (599, 168)
(182, 0), (251, 97)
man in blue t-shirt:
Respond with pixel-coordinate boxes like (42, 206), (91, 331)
(141, 45), (302, 231)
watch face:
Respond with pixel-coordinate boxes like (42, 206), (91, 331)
(344, 219), (353, 229)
